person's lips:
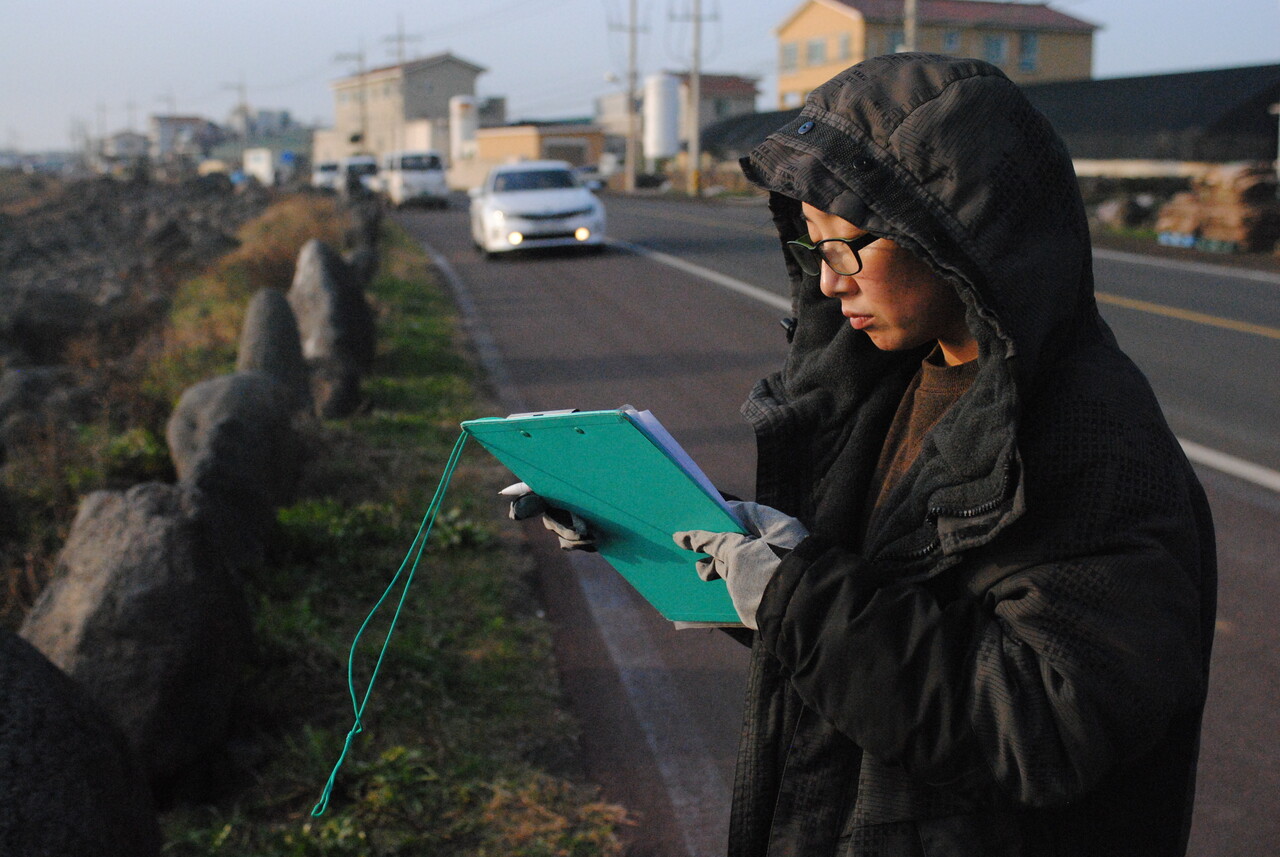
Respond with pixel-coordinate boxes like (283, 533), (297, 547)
(846, 313), (873, 330)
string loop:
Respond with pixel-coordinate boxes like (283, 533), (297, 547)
(311, 429), (471, 816)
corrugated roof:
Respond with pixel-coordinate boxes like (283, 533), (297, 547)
(700, 64), (1280, 163)
(828, 0), (1098, 33)
(1022, 63), (1280, 160)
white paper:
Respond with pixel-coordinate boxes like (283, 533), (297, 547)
(621, 406), (743, 526)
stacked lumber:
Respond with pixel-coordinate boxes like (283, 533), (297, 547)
(1156, 164), (1280, 253)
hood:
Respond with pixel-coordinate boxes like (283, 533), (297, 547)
(741, 54), (1101, 554)
(486, 187), (596, 217)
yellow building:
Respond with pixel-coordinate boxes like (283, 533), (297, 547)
(776, 0), (1098, 108)
(447, 124), (607, 190)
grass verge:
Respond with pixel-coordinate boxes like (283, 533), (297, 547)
(159, 208), (629, 854)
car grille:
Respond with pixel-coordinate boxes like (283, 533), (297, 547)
(524, 231), (577, 241)
(516, 207), (593, 220)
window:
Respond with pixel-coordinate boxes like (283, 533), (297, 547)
(781, 42), (799, 73)
(493, 168), (578, 193)
(1018, 32), (1039, 72)
(838, 33), (852, 61)
(400, 154), (442, 171)
(806, 38), (827, 66)
(887, 29), (905, 54)
(983, 34), (1009, 65)
(942, 30), (961, 53)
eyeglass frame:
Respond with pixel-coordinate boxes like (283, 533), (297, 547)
(786, 232), (880, 277)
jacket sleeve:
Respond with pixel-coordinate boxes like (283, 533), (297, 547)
(754, 519), (1209, 807)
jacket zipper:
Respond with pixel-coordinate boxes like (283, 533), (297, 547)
(883, 470), (1014, 562)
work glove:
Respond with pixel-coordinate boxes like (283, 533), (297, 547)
(672, 500), (808, 629)
(500, 482), (597, 552)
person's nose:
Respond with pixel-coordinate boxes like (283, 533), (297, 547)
(819, 263), (857, 298)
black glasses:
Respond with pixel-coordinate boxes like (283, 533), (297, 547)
(786, 232), (879, 276)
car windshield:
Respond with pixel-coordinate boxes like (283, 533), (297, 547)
(317, 163), (338, 173)
(400, 154), (442, 171)
(493, 169), (578, 193)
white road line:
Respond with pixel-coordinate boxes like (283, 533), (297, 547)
(611, 239), (792, 311)
(1179, 440), (1280, 494)
(569, 553), (732, 857)
(618, 239), (1280, 495)
(1093, 248), (1280, 285)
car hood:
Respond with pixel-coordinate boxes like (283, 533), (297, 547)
(483, 188), (596, 215)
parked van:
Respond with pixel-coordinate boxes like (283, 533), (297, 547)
(378, 150), (448, 208)
(311, 160), (340, 191)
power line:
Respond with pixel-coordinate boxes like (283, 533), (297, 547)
(383, 14), (423, 65)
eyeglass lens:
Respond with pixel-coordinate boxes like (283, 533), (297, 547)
(788, 239), (863, 276)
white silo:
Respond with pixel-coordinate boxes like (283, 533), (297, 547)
(643, 73), (681, 163)
(449, 95), (479, 161)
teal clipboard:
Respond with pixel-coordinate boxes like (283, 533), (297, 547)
(462, 409), (744, 625)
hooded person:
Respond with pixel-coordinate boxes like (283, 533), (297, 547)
(672, 54), (1217, 856)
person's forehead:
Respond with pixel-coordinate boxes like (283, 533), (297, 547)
(800, 201), (870, 238)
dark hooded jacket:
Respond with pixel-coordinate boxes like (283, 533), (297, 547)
(733, 54), (1216, 857)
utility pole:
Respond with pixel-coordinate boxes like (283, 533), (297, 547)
(335, 45), (368, 152)
(689, 0), (702, 196)
(671, 0), (716, 196)
(609, 0), (643, 192)
(96, 102), (107, 163)
(903, 0), (918, 52)
(222, 76), (250, 137)
(1270, 102), (1280, 197)
(383, 17), (421, 153)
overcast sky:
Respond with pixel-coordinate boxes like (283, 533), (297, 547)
(3, 0), (1277, 151)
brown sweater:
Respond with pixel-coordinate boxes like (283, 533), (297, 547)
(866, 347), (978, 532)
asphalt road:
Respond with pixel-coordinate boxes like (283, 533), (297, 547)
(397, 192), (1280, 857)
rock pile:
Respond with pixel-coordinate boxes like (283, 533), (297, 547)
(0, 175), (272, 466)
(3, 183), (382, 844)
(0, 175), (268, 367)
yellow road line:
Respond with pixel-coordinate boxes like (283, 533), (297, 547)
(1096, 292), (1280, 341)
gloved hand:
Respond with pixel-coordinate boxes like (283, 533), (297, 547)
(672, 501), (808, 629)
(500, 482), (597, 552)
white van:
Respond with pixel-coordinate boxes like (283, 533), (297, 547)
(378, 150), (448, 207)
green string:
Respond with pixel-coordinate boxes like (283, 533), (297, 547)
(311, 429), (471, 816)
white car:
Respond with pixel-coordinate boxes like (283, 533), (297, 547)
(311, 160), (340, 191)
(469, 160), (606, 257)
(379, 150), (449, 208)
